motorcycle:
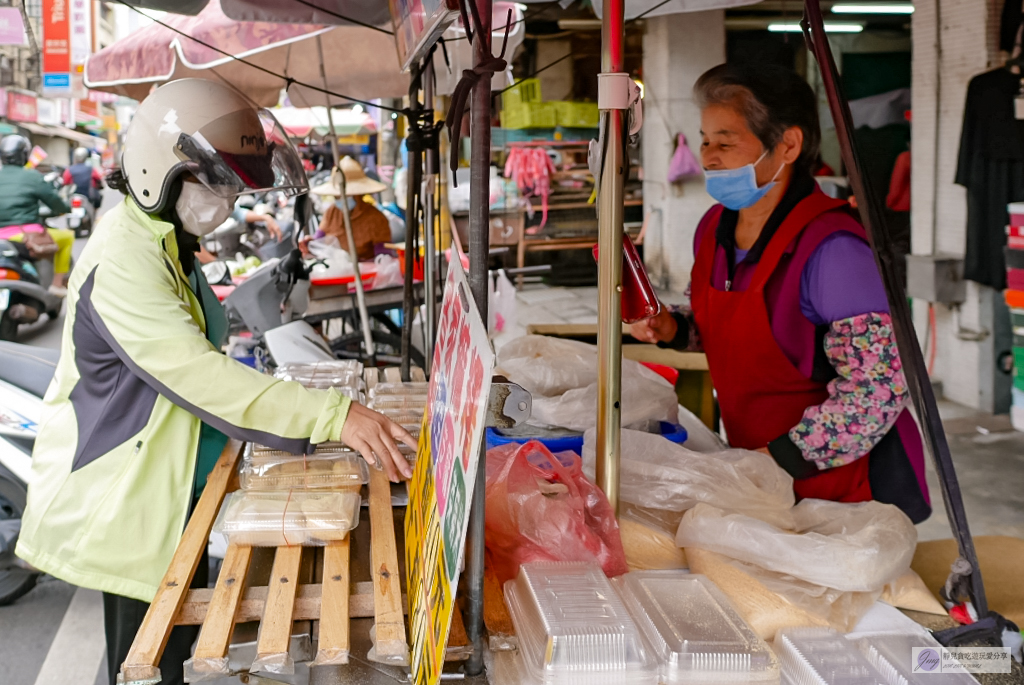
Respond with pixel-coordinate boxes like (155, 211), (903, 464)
(0, 342), (57, 605)
(0, 239), (65, 341)
(66, 191), (96, 239)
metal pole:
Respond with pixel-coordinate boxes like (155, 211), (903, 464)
(595, 0), (625, 516)
(401, 100), (422, 383)
(318, 35), (375, 364)
(464, 0), (492, 675)
(423, 60), (439, 375)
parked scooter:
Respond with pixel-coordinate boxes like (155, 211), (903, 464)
(0, 240), (65, 341)
(0, 342), (57, 604)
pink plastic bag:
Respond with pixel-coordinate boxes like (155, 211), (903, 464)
(484, 441), (628, 584)
(668, 133), (702, 182)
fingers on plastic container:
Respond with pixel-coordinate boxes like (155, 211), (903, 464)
(614, 571), (780, 684)
(182, 656), (230, 682)
(214, 491), (360, 547)
(239, 452), (368, 491)
(503, 561), (659, 685)
(774, 628), (888, 685)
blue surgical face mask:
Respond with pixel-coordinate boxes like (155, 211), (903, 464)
(703, 150), (785, 210)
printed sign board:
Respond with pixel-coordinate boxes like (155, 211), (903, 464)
(0, 8), (27, 46)
(42, 0), (71, 97)
(405, 253), (494, 685)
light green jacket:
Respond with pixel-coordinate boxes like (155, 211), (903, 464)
(16, 198), (351, 602)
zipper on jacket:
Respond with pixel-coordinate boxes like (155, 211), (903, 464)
(132, 440), (142, 456)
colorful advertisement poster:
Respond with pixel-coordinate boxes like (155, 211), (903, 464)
(42, 0), (71, 96)
(7, 91), (37, 123)
(405, 254), (494, 685)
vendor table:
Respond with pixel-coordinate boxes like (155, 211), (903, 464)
(304, 282), (429, 324)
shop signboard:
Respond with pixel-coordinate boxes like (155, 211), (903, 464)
(405, 254), (494, 685)
(37, 98), (61, 126)
(70, 0), (90, 67)
(42, 0), (72, 97)
(7, 91), (37, 123)
(0, 8), (27, 46)
(389, 0), (460, 72)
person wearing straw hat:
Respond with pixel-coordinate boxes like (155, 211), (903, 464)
(312, 156), (392, 261)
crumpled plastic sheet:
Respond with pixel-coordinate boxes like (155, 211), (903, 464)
(249, 651), (295, 676)
(675, 499), (918, 592)
(182, 656), (230, 683)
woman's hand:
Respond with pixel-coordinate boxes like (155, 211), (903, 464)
(340, 403), (418, 482)
(629, 307), (678, 344)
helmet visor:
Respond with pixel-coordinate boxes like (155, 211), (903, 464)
(174, 108), (307, 198)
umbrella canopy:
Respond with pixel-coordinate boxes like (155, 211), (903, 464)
(84, 3), (408, 107)
(114, 0), (390, 26)
(272, 106), (377, 138)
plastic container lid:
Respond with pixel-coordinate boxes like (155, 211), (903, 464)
(503, 561), (659, 685)
(240, 451), (369, 491)
(368, 395), (428, 411)
(616, 571), (780, 684)
(214, 490), (361, 547)
(852, 634), (980, 685)
(370, 382), (430, 396)
(774, 628), (887, 685)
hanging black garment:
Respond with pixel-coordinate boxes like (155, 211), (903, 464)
(955, 68), (1024, 290)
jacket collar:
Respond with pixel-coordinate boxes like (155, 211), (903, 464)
(123, 196), (175, 240)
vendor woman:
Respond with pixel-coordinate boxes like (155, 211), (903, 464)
(632, 64), (930, 523)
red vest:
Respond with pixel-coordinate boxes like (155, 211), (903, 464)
(690, 193), (872, 502)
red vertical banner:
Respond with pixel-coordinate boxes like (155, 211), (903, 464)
(42, 0), (71, 93)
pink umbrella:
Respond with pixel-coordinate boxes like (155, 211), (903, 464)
(84, 3), (408, 107)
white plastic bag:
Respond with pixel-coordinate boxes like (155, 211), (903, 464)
(373, 254), (403, 288)
(582, 428), (795, 518)
(308, 236), (354, 280)
(675, 499), (917, 592)
(489, 269), (517, 337)
(495, 335), (678, 431)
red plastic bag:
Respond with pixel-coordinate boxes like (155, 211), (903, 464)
(484, 441), (628, 584)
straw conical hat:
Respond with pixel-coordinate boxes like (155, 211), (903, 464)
(310, 156), (388, 197)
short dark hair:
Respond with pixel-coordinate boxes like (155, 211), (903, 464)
(694, 64), (821, 175)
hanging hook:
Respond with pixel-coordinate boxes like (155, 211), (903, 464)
(498, 8), (514, 60)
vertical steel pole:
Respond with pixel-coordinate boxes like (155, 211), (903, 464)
(595, 0), (625, 515)
(423, 60), (439, 375)
(465, 0), (492, 676)
(402, 87), (423, 383)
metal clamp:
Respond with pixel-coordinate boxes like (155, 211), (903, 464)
(485, 377), (532, 429)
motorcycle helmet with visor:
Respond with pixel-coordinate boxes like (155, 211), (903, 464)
(121, 79), (307, 213)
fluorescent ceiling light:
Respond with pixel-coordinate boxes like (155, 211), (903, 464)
(768, 22), (864, 32)
(831, 3), (914, 13)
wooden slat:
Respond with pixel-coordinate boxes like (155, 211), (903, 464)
(176, 583), (408, 625)
(483, 566), (516, 650)
(255, 546), (304, 662)
(368, 467), (408, 660)
(622, 345), (709, 371)
(120, 440), (244, 683)
(191, 544), (253, 664)
(315, 539), (351, 665)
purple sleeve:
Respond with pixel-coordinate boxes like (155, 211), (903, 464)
(800, 232), (889, 325)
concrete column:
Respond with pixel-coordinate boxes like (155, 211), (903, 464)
(910, 0), (1002, 411)
(641, 11), (726, 293)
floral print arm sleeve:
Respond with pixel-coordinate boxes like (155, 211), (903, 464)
(787, 312), (908, 469)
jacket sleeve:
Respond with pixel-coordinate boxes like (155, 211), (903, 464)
(37, 175), (71, 216)
(88, 243), (350, 453)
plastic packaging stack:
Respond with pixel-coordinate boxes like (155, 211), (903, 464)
(503, 561), (659, 685)
(369, 382), (429, 446)
(274, 359), (364, 391)
(852, 634), (980, 685)
(214, 490), (361, 547)
(615, 571), (780, 684)
(774, 628), (888, 685)
(239, 448), (368, 492)
(1007, 203), (1024, 430)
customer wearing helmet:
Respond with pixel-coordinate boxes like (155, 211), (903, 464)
(0, 134), (74, 293)
(15, 80), (416, 685)
(62, 146), (105, 208)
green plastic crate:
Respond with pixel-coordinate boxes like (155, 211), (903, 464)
(553, 101), (600, 128)
(502, 78), (542, 107)
(501, 102), (557, 130)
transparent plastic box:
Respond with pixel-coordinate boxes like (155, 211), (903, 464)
(370, 382), (430, 397)
(240, 452), (368, 491)
(615, 571), (780, 684)
(503, 561), (659, 685)
(852, 634), (980, 685)
(214, 491), (360, 546)
(274, 361), (364, 390)
(774, 628), (887, 685)
(368, 395), (428, 411)
(377, 408), (426, 425)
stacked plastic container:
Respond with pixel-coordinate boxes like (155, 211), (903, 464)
(1007, 203), (1024, 430)
(368, 381), (429, 460)
(214, 360), (369, 547)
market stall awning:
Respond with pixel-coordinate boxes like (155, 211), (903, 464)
(83, 3), (408, 108)
(20, 122), (104, 147)
(271, 106), (377, 138)
(112, 0), (390, 25)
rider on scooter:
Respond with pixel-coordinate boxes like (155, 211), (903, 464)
(62, 146), (105, 209)
(0, 135), (73, 295)
(15, 79), (416, 685)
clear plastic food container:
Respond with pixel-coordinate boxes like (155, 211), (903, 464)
(368, 395), (428, 412)
(852, 634), (980, 685)
(615, 571), (780, 684)
(214, 491), (360, 546)
(274, 361), (365, 390)
(370, 382), (430, 396)
(240, 452), (368, 491)
(503, 561), (659, 685)
(774, 628), (887, 685)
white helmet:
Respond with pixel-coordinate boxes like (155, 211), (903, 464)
(121, 79), (307, 213)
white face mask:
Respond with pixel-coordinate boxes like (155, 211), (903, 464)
(175, 182), (234, 236)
